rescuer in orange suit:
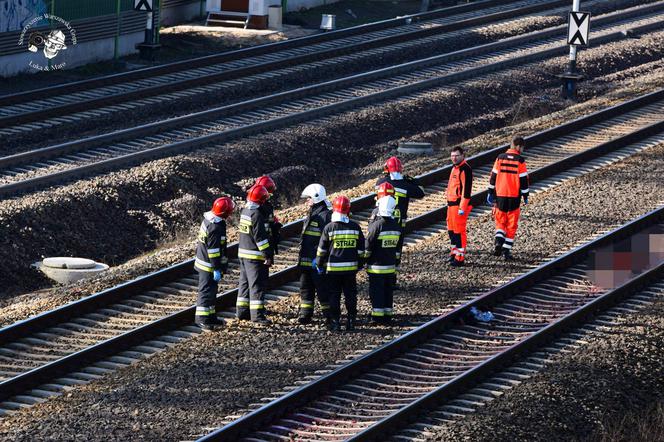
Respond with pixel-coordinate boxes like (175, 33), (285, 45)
(487, 136), (529, 260)
(446, 146), (473, 267)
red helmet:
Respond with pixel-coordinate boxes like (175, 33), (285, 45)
(332, 195), (351, 215)
(247, 184), (270, 205)
(376, 181), (395, 199)
(255, 175), (276, 194)
(211, 197), (235, 218)
(384, 156), (403, 173)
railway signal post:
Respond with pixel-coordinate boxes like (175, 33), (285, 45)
(559, 0), (590, 99)
(135, 0), (162, 60)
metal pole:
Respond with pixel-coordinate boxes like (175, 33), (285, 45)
(114, 0), (121, 61)
(568, 0), (581, 74)
(155, 0), (161, 44)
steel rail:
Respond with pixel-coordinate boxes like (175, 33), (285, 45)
(0, 91), (661, 403)
(202, 207), (664, 441)
(0, 0), (558, 107)
(2, 6), (663, 200)
(0, 0), (571, 127)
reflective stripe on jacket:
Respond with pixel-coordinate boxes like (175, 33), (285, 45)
(488, 149), (529, 212)
(194, 211), (227, 273)
(238, 206), (273, 261)
(317, 220), (366, 273)
(447, 160), (473, 213)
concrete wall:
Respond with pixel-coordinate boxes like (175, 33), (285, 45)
(161, 1), (204, 26)
(286, 0), (341, 13)
(1, 31), (143, 77)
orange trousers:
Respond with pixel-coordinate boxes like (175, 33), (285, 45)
(494, 207), (520, 250)
(447, 205), (471, 261)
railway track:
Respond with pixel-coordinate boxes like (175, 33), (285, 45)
(1, 1), (663, 199)
(0, 89), (662, 415)
(204, 207), (664, 441)
(0, 0), (574, 130)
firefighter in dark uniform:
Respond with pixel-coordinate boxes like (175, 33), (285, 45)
(365, 195), (401, 325)
(297, 183), (332, 324)
(375, 156), (425, 283)
(194, 197), (235, 331)
(237, 184), (274, 323)
(255, 175), (283, 255)
(315, 196), (366, 332)
(446, 146), (473, 267)
(367, 181), (396, 223)
(487, 136), (529, 260)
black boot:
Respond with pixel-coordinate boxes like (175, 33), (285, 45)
(503, 249), (514, 261)
(298, 315), (312, 325)
(450, 259), (465, 267)
(346, 317), (356, 331)
(328, 318), (341, 331)
(494, 245), (503, 256)
(448, 254), (456, 264)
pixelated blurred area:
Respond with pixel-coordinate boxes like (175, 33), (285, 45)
(587, 226), (664, 290)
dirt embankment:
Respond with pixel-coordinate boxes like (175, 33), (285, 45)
(1, 30), (664, 299)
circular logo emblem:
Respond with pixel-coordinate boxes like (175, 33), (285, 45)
(18, 13), (77, 71)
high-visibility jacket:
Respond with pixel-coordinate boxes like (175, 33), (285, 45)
(447, 159), (473, 212)
(365, 216), (402, 274)
(488, 148), (529, 212)
(238, 205), (273, 261)
(298, 201), (332, 267)
(194, 211), (228, 273)
(317, 220), (366, 273)
(375, 175), (425, 226)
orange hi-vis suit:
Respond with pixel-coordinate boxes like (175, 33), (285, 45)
(446, 159), (473, 262)
(488, 148), (529, 252)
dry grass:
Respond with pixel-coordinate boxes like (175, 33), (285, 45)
(588, 402), (664, 442)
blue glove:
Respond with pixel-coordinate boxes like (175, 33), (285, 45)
(486, 193), (495, 205)
(311, 258), (318, 271)
(213, 270), (222, 282)
(458, 209), (465, 216)
(523, 195), (529, 205)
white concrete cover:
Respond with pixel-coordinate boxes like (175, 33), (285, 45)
(42, 257), (97, 269)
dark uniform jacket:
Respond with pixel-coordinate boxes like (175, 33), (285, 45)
(488, 148), (529, 212)
(259, 201), (282, 254)
(238, 205), (273, 261)
(375, 175), (425, 226)
(298, 201), (332, 268)
(195, 211), (228, 273)
(317, 219), (366, 274)
(447, 160), (473, 212)
(365, 216), (402, 274)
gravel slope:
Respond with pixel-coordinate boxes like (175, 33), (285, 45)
(2, 27), (664, 299)
(0, 134), (662, 441)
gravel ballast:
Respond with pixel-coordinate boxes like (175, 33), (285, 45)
(0, 133), (662, 441)
(5, 0), (644, 153)
(2, 28), (664, 299)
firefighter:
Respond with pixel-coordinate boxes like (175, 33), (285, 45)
(297, 183), (332, 324)
(255, 175), (283, 255)
(375, 156), (424, 283)
(487, 136), (529, 260)
(194, 197), (235, 331)
(446, 146), (473, 267)
(368, 181), (396, 223)
(237, 184), (274, 324)
(315, 195), (366, 332)
(365, 195), (401, 325)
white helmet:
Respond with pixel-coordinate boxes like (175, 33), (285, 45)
(378, 196), (397, 217)
(301, 183), (327, 204)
